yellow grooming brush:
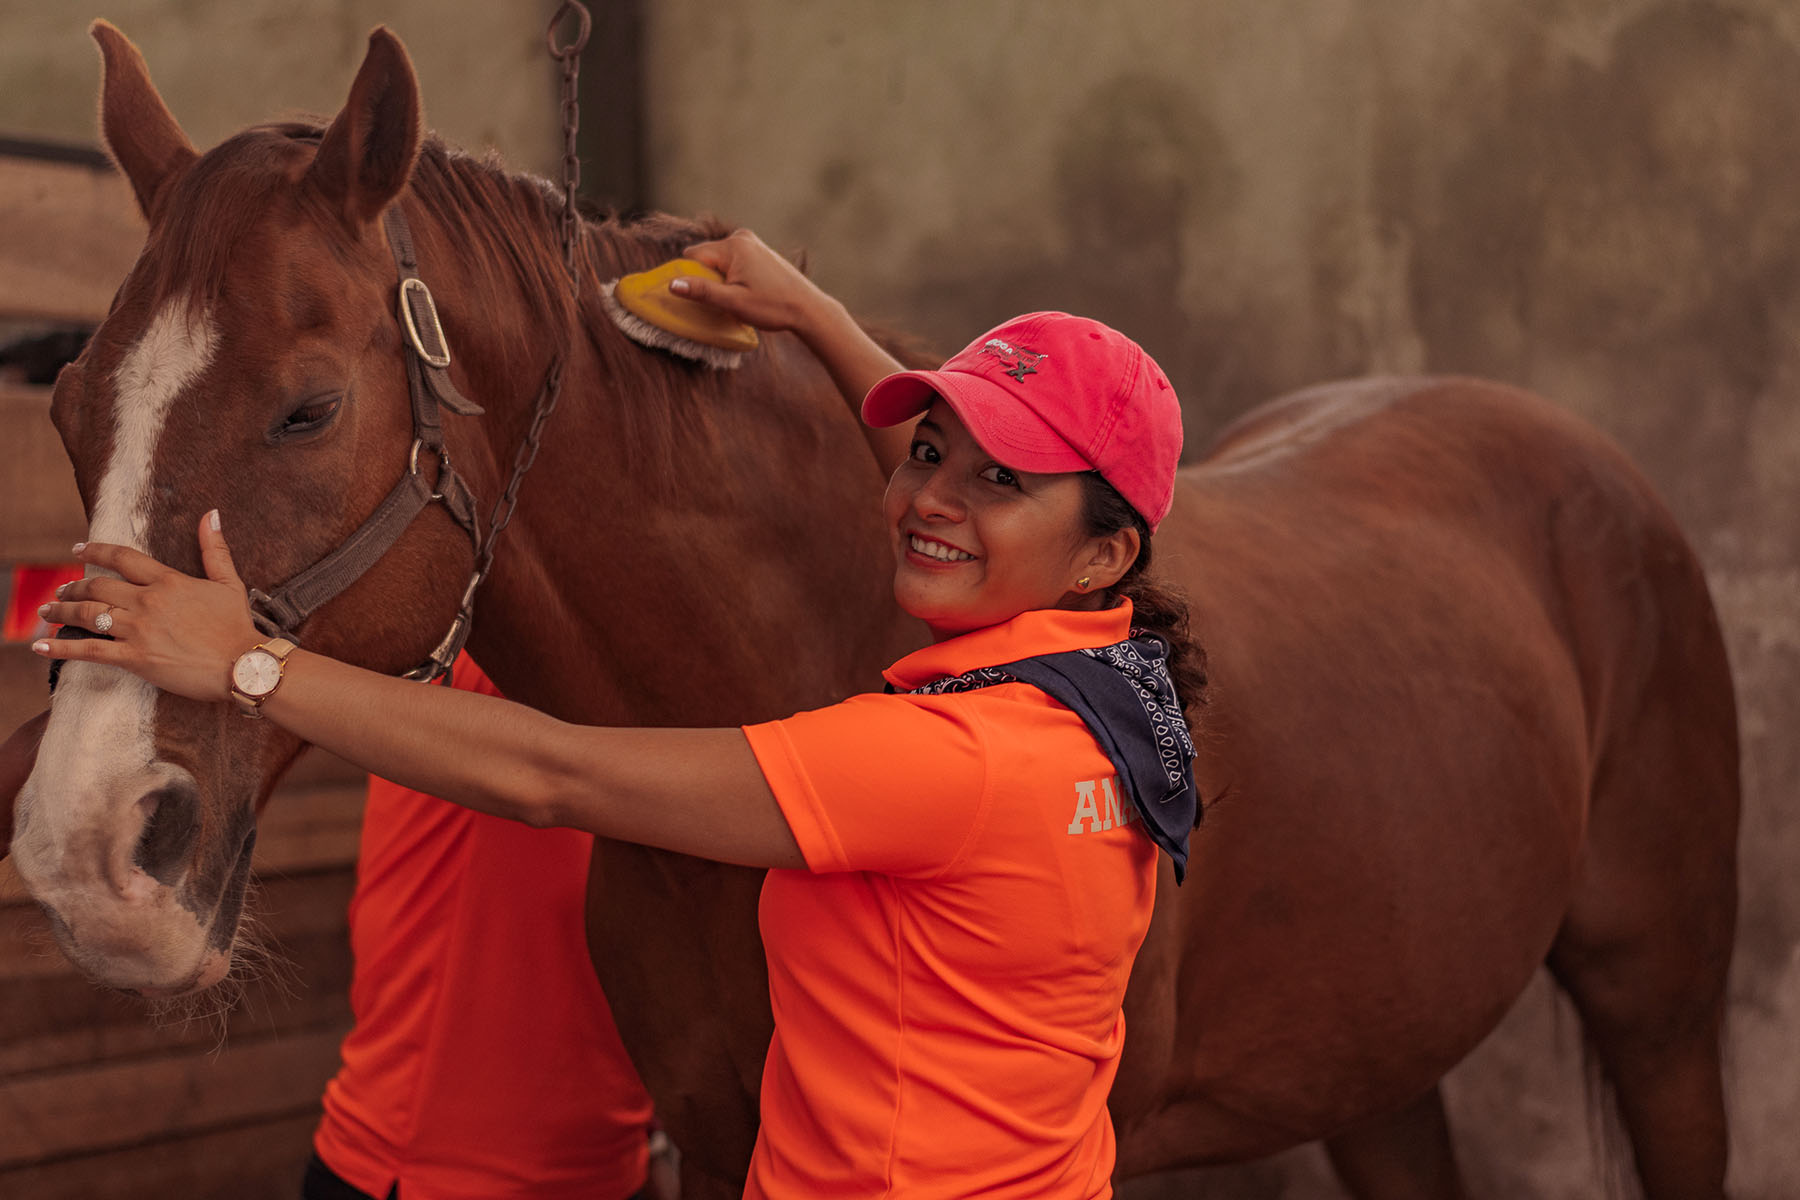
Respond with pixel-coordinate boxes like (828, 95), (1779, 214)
(600, 259), (759, 369)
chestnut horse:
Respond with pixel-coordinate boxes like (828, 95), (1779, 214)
(10, 23), (1737, 1200)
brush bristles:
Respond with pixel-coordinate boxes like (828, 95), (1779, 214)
(599, 282), (750, 371)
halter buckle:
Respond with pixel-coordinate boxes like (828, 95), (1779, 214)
(408, 438), (455, 501)
(399, 276), (453, 369)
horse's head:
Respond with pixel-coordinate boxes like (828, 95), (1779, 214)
(12, 22), (481, 995)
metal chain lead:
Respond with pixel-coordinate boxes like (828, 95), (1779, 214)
(548, 1), (591, 287)
(426, 2), (590, 676)
(477, 2), (590, 584)
(470, 357), (564, 597)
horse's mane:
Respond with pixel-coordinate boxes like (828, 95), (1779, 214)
(139, 119), (766, 475)
(145, 117), (726, 312)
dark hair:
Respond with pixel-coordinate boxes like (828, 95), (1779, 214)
(1079, 474), (1208, 714)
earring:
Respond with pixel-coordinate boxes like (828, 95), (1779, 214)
(1076, 576), (1092, 590)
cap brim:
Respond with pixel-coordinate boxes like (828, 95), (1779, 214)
(861, 369), (1094, 474)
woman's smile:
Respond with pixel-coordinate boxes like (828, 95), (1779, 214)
(906, 533), (977, 564)
(883, 401), (1108, 639)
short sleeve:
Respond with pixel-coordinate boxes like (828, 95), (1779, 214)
(743, 692), (990, 877)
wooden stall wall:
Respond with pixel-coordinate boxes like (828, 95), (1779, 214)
(0, 146), (364, 1198)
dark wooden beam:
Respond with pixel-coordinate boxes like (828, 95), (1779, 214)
(573, 0), (645, 214)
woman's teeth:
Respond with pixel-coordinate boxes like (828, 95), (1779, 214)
(910, 534), (974, 562)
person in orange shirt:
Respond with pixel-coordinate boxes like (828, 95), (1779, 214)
(43, 231), (1203, 1199)
(305, 652), (675, 1200)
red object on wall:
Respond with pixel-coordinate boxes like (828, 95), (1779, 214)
(3, 564), (84, 643)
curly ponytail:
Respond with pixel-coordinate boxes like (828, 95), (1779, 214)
(1079, 474), (1209, 714)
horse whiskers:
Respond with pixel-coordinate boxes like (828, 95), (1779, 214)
(145, 977), (239, 1053)
(141, 877), (298, 1054)
(227, 884), (301, 1006)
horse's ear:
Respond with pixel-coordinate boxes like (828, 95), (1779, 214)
(306, 27), (422, 230)
(91, 20), (198, 221)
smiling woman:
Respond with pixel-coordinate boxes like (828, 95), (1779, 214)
(36, 226), (1200, 1197)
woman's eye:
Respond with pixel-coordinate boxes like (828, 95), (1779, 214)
(981, 464), (1019, 488)
(909, 440), (940, 464)
(278, 396), (342, 437)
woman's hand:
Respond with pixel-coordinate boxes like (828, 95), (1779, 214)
(32, 510), (262, 704)
(675, 228), (838, 336)
(678, 228), (915, 476)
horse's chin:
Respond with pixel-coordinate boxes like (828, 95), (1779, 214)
(126, 949), (231, 999)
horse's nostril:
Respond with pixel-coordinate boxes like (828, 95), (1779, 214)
(133, 782), (200, 885)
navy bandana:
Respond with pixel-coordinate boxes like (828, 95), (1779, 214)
(902, 634), (1198, 883)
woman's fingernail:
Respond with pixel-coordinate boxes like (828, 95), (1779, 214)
(31, 641), (49, 655)
(209, 508), (221, 532)
(37, 604), (49, 618)
(669, 277), (691, 294)
(72, 542), (86, 554)
(55, 583), (69, 598)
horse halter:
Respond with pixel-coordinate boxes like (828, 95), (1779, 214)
(46, 206), (494, 693)
(243, 206), (492, 682)
(252, 4), (591, 681)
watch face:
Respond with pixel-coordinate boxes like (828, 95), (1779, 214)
(233, 649), (282, 697)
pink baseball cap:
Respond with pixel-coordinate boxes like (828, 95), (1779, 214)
(862, 312), (1183, 530)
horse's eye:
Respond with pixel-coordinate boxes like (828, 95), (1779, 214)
(273, 395), (343, 441)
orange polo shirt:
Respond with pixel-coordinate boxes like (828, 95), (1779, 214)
(742, 604), (1159, 1199)
(314, 656), (654, 1200)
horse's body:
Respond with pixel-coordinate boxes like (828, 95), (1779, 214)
(12, 25), (1737, 1199)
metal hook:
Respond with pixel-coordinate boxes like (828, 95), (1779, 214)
(546, 1), (592, 61)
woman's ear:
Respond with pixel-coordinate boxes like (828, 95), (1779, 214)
(1084, 526), (1142, 591)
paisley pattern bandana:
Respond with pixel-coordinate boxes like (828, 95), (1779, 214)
(903, 634), (1198, 882)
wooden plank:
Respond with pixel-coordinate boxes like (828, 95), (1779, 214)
(0, 870), (355, 1076)
(0, 1111), (322, 1200)
(0, 156), (142, 325)
(0, 929), (352, 1078)
(0, 862), (355, 981)
(0, 1024), (346, 1169)
(252, 780), (365, 876)
(0, 384), (85, 563)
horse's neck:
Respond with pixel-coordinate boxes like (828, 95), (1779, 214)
(455, 293), (921, 728)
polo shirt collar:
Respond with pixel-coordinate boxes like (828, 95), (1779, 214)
(882, 602), (1135, 691)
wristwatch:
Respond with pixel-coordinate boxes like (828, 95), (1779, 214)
(229, 638), (297, 718)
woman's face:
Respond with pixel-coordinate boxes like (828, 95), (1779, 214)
(883, 401), (1106, 639)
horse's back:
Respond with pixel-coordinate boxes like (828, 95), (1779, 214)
(1113, 377), (1738, 1174)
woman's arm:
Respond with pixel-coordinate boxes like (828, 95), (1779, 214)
(676, 229), (915, 477)
(35, 521), (804, 870)
(262, 651), (802, 867)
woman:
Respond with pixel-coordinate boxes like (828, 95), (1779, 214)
(36, 231), (1202, 1199)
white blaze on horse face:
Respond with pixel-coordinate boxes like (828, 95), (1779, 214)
(12, 301), (216, 965)
(98, 300), (219, 552)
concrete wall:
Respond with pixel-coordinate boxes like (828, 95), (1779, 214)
(0, 1), (561, 174)
(644, 2), (1797, 1197)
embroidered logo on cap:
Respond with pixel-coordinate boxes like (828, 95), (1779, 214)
(979, 337), (1048, 382)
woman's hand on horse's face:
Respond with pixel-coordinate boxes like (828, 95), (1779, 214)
(32, 511), (262, 704)
(676, 228), (838, 337)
